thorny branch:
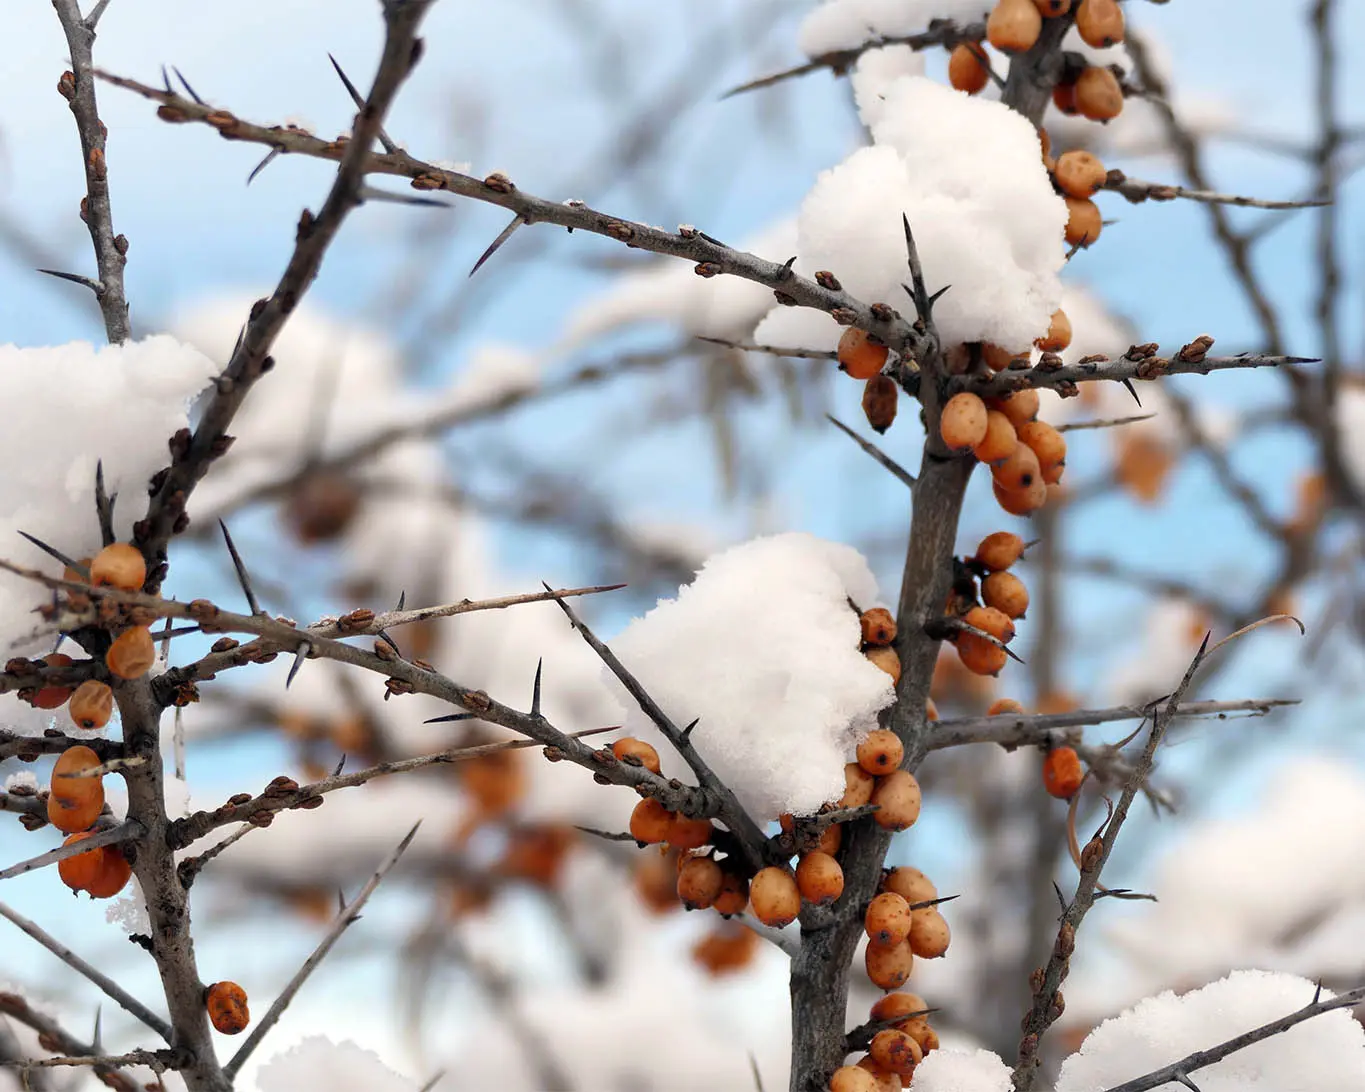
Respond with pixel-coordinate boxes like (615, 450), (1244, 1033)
(0, 991), (144, 1092)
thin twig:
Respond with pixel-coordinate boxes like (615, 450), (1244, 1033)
(0, 821), (140, 882)
(825, 414), (917, 488)
(1105, 173), (1331, 211)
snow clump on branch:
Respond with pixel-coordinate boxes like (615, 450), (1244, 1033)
(798, 1), (992, 57)
(605, 532), (894, 820)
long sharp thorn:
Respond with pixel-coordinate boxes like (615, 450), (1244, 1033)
(94, 459), (116, 547)
(377, 629), (402, 657)
(160, 64), (173, 94)
(423, 712), (479, 724)
(171, 66), (205, 104)
(328, 53), (398, 154)
(1121, 377), (1142, 406)
(926, 284), (952, 309)
(247, 148), (281, 185)
(396, 590), (406, 612)
(37, 267), (101, 291)
(825, 413), (917, 488)
(469, 215), (525, 278)
(332, 755), (346, 777)
(356, 185), (451, 208)
(17, 531), (86, 576)
(92, 1006), (103, 1052)
(286, 642), (311, 688)
(531, 658), (543, 718)
(218, 520), (262, 615)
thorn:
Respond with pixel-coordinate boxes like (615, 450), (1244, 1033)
(332, 755), (346, 777)
(160, 64), (173, 94)
(1120, 377), (1142, 406)
(94, 459), (116, 547)
(396, 590), (406, 612)
(574, 825), (636, 842)
(37, 267), (102, 292)
(825, 414), (917, 489)
(91, 1006), (103, 1052)
(357, 184), (451, 208)
(530, 658), (543, 718)
(337, 888), (347, 914)
(1173, 1073), (1202, 1092)
(328, 53), (399, 154)
(908, 893), (961, 911)
(218, 520), (262, 615)
(247, 148), (282, 185)
(17, 531), (86, 575)
(171, 66), (205, 105)
(286, 642), (311, 688)
(423, 712), (479, 724)
(926, 284), (952, 309)
(681, 717), (699, 743)
(469, 215), (526, 278)
(1052, 880), (1067, 911)
(376, 629), (402, 657)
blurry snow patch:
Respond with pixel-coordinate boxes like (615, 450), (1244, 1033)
(1083, 760), (1365, 1008)
(911, 1048), (1012, 1092)
(1057, 970), (1365, 1091)
(256, 1036), (418, 1092)
(760, 76), (1065, 352)
(556, 220), (797, 349)
(2, 770), (37, 793)
(1105, 597), (1206, 706)
(751, 303), (843, 353)
(799, 0), (992, 56)
(606, 532), (894, 819)
(0, 337), (215, 675)
(1335, 384), (1365, 496)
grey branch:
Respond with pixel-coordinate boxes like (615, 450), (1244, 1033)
(50, 0), (129, 343)
(0, 991), (143, 1092)
(1102, 983), (1365, 1092)
(0, 820), (141, 882)
(826, 414), (917, 489)
(1105, 172), (1331, 211)
(0, 901), (173, 1042)
(222, 824), (420, 1079)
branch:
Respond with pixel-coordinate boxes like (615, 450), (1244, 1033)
(222, 824), (419, 1079)
(825, 414), (917, 489)
(1104, 172), (1331, 211)
(0, 902), (173, 1042)
(0, 992), (144, 1092)
(0, 820), (141, 882)
(50, 0), (129, 343)
(1102, 983), (1365, 1092)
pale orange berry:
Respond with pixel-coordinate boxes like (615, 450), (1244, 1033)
(795, 851), (845, 906)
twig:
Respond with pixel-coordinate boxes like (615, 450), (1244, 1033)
(699, 336), (837, 362)
(50, 0), (129, 343)
(825, 414), (917, 489)
(1104, 173), (1331, 211)
(956, 352), (1312, 399)
(0, 821), (141, 882)
(738, 912), (799, 958)
(222, 824), (420, 1079)
(0, 902), (172, 1042)
(1102, 983), (1365, 1092)
(0, 992), (142, 1092)
(1054, 413), (1155, 433)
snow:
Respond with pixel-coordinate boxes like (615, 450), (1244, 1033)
(798, 1), (992, 57)
(0, 336), (216, 729)
(2, 771), (37, 793)
(1335, 384), (1365, 495)
(910, 1047), (1012, 1092)
(604, 532), (894, 820)
(255, 1035), (418, 1092)
(1056, 970), (1365, 1091)
(757, 75), (1066, 353)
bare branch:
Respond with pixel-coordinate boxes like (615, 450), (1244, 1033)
(0, 992), (143, 1092)
(0, 821), (141, 883)
(1105, 173), (1331, 211)
(825, 414), (917, 489)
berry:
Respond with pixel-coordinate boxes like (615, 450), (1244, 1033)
(1043, 745), (1085, 798)
(1018, 419), (1067, 484)
(987, 697), (1026, 716)
(629, 798), (674, 845)
(795, 851), (845, 905)
(909, 909), (951, 958)
(1053, 78), (1079, 115)
(57, 832), (102, 893)
(956, 628), (1009, 675)
(860, 608), (897, 648)
(864, 646), (902, 685)
(948, 42), (990, 95)
(982, 571), (1030, 618)
(940, 392), (989, 452)
(841, 762), (877, 808)
(1076, 0), (1125, 47)
(68, 680), (113, 731)
(838, 328), (889, 380)
(974, 532), (1026, 571)
(667, 815), (714, 851)
(1055, 150), (1106, 198)
(1032, 0), (1070, 12)
(1063, 197), (1102, 248)
(963, 605), (1015, 644)
(870, 992), (929, 1022)
(856, 729), (904, 776)
(864, 892), (913, 947)
(612, 737), (661, 774)
(84, 845), (131, 898)
(865, 938), (915, 990)
(750, 867), (801, 928)
(713, 870), (750, 916)
(89, 543), (145, 592)
(991, 442), (1042, 495)
(106, 626), (156, 680)
(981, 343), (1023, 371)
(676, 855), (724, 910)
(48, 745), (105, 834)
(870, 1029), (922, 1076)
(32, 653), (75, 709)
(871, 770), (922, 831)
(993, 476), (1047, 516)
(993, 388), (1040, 428)
(987, 0), (1043, 53)
(973, 410), (1019, 465)
(1075, 66), (1123, 121)
(206, 981), (250, 1035)
(830, 1066), (880, 1092)
(862, 374), (899, 434)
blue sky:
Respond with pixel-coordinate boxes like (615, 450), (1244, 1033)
(2, 0), (1364, 1082)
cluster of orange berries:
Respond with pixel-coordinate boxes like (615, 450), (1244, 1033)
(950, 1), (1127, 126)
(834, 988), (943, 1090)
(943, 532), (1032, 677)
(836, 328), (899, 435)
(941, 384), (1067, 516)
(51, 745), (131, 899)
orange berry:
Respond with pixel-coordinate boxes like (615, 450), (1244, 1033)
(940, 392), (990, 452)
(865, 938), (915, 990)
(948, 41), (990, 95)
(994, 475), (1048, 516)
(974, 532), (1026, 571)
(84, 845), (131, 898)
(857, 729), (905, 776)
(963, 605), (1015, 644)
(795, 851), (845, 905)
(913, 1025), (940, 1055)
(500, 824), (575, 887)
(870, 1029), (923, 1076)
(750, 867), (802, 928)
(909, 909), (951, 958)
(993, 388), (1040, 427)
(612, 737), (661, 775)
(830, 1066), (881, 1092)
(713, 870), (750, 916)
(871, 992), (929, 1022)
(1053, 78), (1079, 115)
(860, 608), (897, 648)
(1076, 0), (1124, 47)
(841, 762), (877, 808)
(1063, 197), (1102, 248)
(1018, 419), (1067, 484)
(47, 789), (103, 833)
(991, 442), (1042, 495)
(855, 1058), (901, 1092)
(629, 798), (674, 845)
(987, 697), (1026, 716)
(691, 925), (759, 976)
(51, 745), (101, 800)
(667, 815), (714, 851)
(676, 855), (724, 910)
(68, 680), (113, 731)
(981, 343), (1024, 371)
(1043, 745), (1085, 798)
(839, 328), (889, 380)
(1055, 150), (1106, 198)
(870, 770), (922, 831)
(817, 822), (843, 856)
(206, 981), (250, 1035)
(63, 558), (92, 584)
(864, 892), (913, 947)
(982, 571), (1029, 618)
(32, 653), (75, 709)
(956, 630), (1009, 675)
(1116, 433), (1175, 503)
(88, 543), (145, 592)
(57, 832), (104, 893)
(973, 410), (1019, 465)
(865, 646), (902, 685)
(1076, 66), (1124, 121)
(633, 850), (682, 914)
(862, 374), (899, 434)
(987, 0), (1043, 53)
(106, 626), (156, 680)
